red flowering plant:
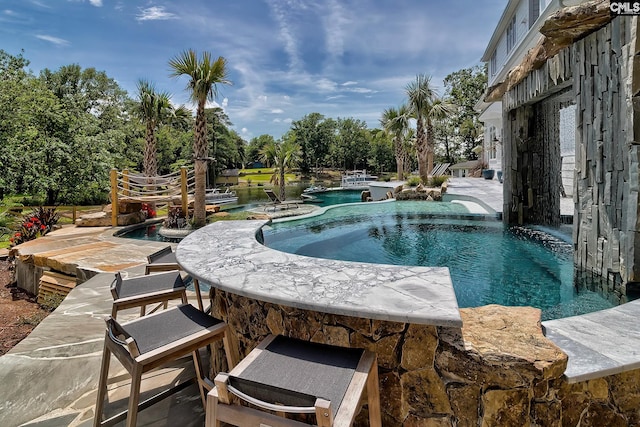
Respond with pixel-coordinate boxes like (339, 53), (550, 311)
(141, 203), (156, 219)
(9, 207), (60, 247)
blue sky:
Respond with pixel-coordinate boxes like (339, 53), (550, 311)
(2, 0), (506, 140)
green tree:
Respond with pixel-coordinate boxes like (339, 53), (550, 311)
(380, 104), (410, 180)
(331, 118), (370, 171)
(0, 50), (31, 198)
(443, 65), (487, 159)
(291, 113), (336, 173)
(260, 138), (301, 201)
(368, 129), (395, 176)
(134, 80), (174, 177)
(169, 50), (231, 227)
(246, 134), (276, 166)
(37, 64), (131, 204)
(406, 74), (454, 183)
(205, 108), (245, 185)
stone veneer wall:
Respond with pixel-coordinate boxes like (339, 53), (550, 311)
(209, 289), (640, 426)
(503, 17), (640, 288)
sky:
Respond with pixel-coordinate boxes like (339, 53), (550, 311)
(1, 0), (506, 140)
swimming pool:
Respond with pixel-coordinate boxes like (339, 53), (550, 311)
(262, 201), (631, 320)
(304, 189), (364, 207)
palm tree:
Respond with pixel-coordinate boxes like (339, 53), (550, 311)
(405, 74), (453, 183)
(380, 104), (410, 180)
(134, 79), (172, 177)
(260, 139), (301, 201)
(169, 50), (230, 227)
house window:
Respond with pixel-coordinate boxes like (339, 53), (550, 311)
(529, 0), (540, 28)
(490, 50), (497, 76)
(488, 127), (497, 160)
(506, 15), (516, 52)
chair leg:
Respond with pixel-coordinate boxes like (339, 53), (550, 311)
(93, 338), (112, 427)
(366, 357), (382, 427)
(192, 348), (208, 408)
(194, 279), (204, 312)
(126, 366), (143, 427)
(205, 387), (222, 427)
(222, 332), (237, 370)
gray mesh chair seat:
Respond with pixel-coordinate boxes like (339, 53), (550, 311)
(145, 246), (206, 312)
(94, 304), (236, 427)
(207, 335), (381, 427)
(145, 246), (179, 274)
(110, 271), (187, 318)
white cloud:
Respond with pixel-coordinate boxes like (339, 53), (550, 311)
(4, 9), (16, 15)
(221, 98), (228, 108)
(267, 0), (302, 70)
(322, 0), (351, 64)
(257, 95), (268, 102)
(136, 6), (177, 21)
(348, 87), (376, 94)
(341, 81), (358, 86)
(270, 108), (284, 114)
(273, 118), (281, 123)
(315, 78), (337, 92)
(88, 0), (102, 6)
(35, 34), (70, 46)
(283, 118), (293, 124)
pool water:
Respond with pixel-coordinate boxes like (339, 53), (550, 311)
(262, 201), (632, 320)
(304, 190), (364, 207)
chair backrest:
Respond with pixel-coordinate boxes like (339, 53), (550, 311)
(105, 316), (141, 357)
(147, 246), (173, 264)
(111, 272), (123, 299)
(264, 189), (280, 203)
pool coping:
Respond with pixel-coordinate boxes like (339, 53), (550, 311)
(542, 299), (640, 383)
(176, 220), (463, 327)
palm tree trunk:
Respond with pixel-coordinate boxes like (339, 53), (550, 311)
(426, 120), (435, 177)
(143, 122), (158, 177)
(193, 100), (208, 227)
(279, 166), (286, 201)
(415, 117), (429, 183)
(394, 136), (405, 180)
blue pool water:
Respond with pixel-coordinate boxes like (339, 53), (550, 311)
(304, 190), (364, 207)
(262, 201), (631, 320)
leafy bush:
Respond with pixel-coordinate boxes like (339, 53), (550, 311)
(406, 176), (421, 187)
(9, 207), (60, 247)
(164, 206), (188, 229)
(429, 176), (449, 187)
(38, 293), (65, 312)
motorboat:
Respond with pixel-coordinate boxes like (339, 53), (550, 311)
(303, 184), (327, 194)
(205, 188), (238, 205)
(340, 170), (378, 189)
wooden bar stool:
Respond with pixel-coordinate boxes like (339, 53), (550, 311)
(145, 246), (205, 312)
(110, 271), (187, 319)
(144, 246), (180, 274)
(94, 304), (235, 427)
(207, 335), (381, 427)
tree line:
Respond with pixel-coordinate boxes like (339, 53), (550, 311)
(0, 48), (486, 212)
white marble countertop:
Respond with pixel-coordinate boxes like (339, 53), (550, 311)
(176, 220), (462, 327)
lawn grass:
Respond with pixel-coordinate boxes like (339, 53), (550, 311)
(239, 168), (297, 185)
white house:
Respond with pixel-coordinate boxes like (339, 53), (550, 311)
(476, 0), (583, 191)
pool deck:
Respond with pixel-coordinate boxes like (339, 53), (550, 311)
(0, 177), (638, 426)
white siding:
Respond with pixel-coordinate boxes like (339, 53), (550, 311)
(488, 0), (555, 86)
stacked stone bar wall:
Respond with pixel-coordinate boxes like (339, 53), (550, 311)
(209, 289), (640, 426)
(504, 17), (640, 288)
